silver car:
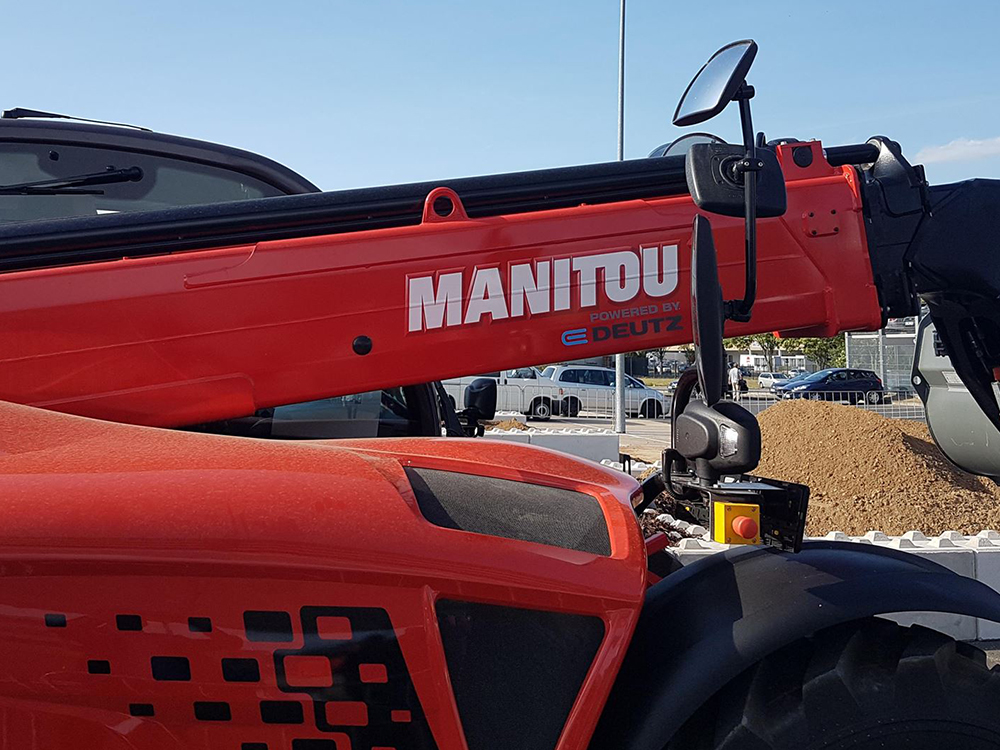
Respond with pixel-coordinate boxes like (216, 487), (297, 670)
(536, 365), (666, 419)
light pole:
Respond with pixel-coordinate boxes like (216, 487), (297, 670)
(614, 0), (627, 434)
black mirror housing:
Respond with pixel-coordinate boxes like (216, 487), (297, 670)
(464, 378), (497, 421)
(674, 400), (760, 479)
(685, 143), (786, 218)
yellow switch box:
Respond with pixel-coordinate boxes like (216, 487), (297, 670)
(713, 501), (761, 545)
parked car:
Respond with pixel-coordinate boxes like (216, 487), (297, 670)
(768, 371), (811, 392)
(537, 365), (667, 419)
(774, 368), (888, 404)
(757, 371), (782, 388)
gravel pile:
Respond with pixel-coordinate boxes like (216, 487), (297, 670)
(756, 400), (1000, 536)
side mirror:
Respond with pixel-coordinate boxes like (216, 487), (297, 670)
(672, 215), (761, 484)
(673, 40), (757, 127)
(673, 39), (786, 324)
(464, 378), (497, 421)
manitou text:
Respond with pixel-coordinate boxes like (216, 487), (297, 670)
(407, 245), (679, 332)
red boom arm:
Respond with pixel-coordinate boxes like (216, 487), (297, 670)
(0, 141), (880, 426)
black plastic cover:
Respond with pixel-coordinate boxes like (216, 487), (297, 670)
(404, 467), (611, 555)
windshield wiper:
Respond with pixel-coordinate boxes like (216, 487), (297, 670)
(0, 166), (143, 195)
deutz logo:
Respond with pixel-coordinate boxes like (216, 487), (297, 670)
(406, 245), (679, 332)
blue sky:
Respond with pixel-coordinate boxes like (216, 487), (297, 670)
(3, 1), (998, 190)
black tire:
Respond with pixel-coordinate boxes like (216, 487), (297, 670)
(866, 390), (882, 405)
(640, 400), (664, 418)
(529, 397), (553, 421)
(667, 618), (1000, 750)
(562, 397), (581, 418)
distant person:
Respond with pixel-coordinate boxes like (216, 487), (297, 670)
(728, 364), (742, 400)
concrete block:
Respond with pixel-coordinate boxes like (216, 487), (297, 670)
(527, 429), (619, 464)
(673, 537), (730, 565)
(482, 429), (531, 444)
(493, 411), (526, 424)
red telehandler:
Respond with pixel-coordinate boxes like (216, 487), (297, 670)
(1, 40), (1000, 750)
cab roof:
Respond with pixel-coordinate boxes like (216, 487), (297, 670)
(0, 110), (319, 195)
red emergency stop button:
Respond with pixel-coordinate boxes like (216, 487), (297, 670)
(732, 515), (759, 540)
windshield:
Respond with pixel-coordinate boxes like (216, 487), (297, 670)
(541, 366), (555, 379)
(803, 369), (836, 382)
(0, 142), (289, 223)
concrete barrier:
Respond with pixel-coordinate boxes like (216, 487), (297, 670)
(483, 426), (619, 464)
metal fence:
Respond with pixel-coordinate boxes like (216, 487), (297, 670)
(846, 322), (919, 394)
(730, 388), (926, 422)
(480, 382), (926, 423)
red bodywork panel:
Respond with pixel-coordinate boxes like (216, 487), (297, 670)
(0, 142), (880, 426)
(0, 400), (645, 749)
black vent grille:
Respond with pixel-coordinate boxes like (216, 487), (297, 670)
(404, 467), (611, 555)
(436, 600), (605, 750)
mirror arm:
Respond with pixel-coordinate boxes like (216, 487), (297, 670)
(725, 84), (759, 323)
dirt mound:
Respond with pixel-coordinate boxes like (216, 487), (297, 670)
(756, 400), (1000, 536)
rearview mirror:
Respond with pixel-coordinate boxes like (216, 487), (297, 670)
(648, 132), (726, 158)
(673, 40), (757, 127)
(673, 39), (778, 324)
(464, 378), (497, 422)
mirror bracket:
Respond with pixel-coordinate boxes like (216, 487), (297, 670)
(726, 88), (759, 323)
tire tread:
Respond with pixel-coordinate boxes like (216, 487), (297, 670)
(666, 619), (1000, 750)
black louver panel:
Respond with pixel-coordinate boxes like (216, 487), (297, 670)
(436, 600), (605, 750)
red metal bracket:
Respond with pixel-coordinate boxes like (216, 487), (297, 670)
(422, 187), (469, 223)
